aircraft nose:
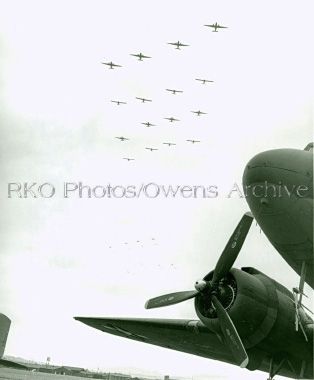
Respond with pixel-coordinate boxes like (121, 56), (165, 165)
(243, 150), (282, 188)
(243, 148), (312, 189)
(242, 148), (312, 214)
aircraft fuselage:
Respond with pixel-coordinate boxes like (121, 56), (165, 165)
(243, 148), (313, 288)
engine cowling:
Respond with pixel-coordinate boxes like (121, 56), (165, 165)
(194, 267), (313, 353)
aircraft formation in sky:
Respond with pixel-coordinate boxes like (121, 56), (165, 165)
(102, 22), (228, 162)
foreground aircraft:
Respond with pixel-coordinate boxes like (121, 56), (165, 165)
(76, 144), (313, 380)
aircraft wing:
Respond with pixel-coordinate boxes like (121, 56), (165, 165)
(0, 359), (29, 369)
(75, 317), (235, 366)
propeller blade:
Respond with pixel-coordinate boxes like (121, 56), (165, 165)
(145, 290), (198, 309)
(212, 212), (253, 284)
(212, 296), (249, 368)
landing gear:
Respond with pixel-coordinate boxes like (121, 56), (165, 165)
(292, 262), (312, 342)
(267, 356), (286, 380)
(267, 356), (297, 380)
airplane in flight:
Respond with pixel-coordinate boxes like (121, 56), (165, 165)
(166, 89), (183, 95)
(145, 147), (158, 152)
(163, 142), (176, 146)
(102, 61), (122, 69)
(141, 122), (155, 128)
(195, 78), (214, 84)
(111, 100), (127, 105)
(136, 97), (152, 103)
(191, 110), (207, 116)
(168, 41), (189, 50)
(130, 53), (151, 61)
(186, 139), (200, 144)
(123, 158), (135, 161)
(164, 117), (180, 123)
(204, 23), (228, 32)
(115, 136), (129, 141)
(75, 144), (314, 380)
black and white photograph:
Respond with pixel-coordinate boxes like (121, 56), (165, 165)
(0, 1), (313, 380)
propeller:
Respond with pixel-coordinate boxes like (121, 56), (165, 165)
(144, 290), (198, 309)
(211, 211), (254, 285)
(145, 212), (254, 368)
(211, 295), (249, 368)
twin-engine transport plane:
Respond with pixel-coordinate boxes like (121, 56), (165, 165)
(102, 61), (122, 69)
(168, 41), (189, 50)
(75, 145), (313, 380)
(204, 23), (228, 32)
(130, 53), (151, 61)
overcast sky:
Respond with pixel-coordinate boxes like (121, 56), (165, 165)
(0, 1), (313, 379)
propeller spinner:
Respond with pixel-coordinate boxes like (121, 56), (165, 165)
(145, 212), (254, 368)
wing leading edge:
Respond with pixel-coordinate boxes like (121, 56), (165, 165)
(74, 317), (234, 365)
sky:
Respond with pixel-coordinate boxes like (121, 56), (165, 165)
(0, 1), (313, 379)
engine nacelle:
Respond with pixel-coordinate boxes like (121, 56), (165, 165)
(194, 267), (313, 355)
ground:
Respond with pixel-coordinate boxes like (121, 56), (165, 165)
(0, 368), (94, 380)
